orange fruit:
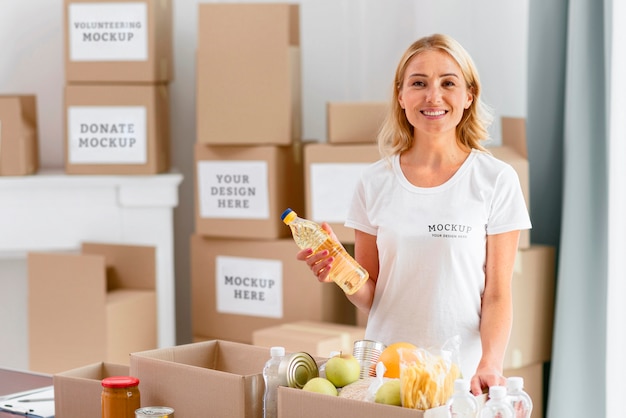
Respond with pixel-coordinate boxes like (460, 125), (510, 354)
(378, 342), (417, 378)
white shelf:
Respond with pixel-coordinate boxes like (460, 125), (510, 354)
(0, 169), (183, 368)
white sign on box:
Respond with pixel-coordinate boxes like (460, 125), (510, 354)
(68, 2), (148, 62)
(215, 255), (283, 318)
(197, 160), (270, 219)
(67, 106), (147, 164)
(310, 163), (370, 223)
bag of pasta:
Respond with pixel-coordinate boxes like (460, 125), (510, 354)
(397, 335), (462, 410)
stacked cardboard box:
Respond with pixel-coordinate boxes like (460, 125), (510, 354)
(191, 4), (356, 345)
(0, 95), (39, 176)
(63, 0), (173, 174)
(28, 243), (158, 374)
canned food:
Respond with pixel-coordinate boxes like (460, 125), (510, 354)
(135, 406), (175, 417)
(353, 339), (387, 378)
(277, 351), (319, 389)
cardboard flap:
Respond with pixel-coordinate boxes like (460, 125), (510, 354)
(501, 117), (527, 158)
(81, 242), (156, 291)
(28, 252), (108, 373)
(214, 340), (269, 375)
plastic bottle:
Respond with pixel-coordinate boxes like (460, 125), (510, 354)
(481, 386), (514, 418)
(280, 208), (369, 295)
(263, 346), (285, 418)
(506, 376), (533, 418)
(446, 378), (479, 418)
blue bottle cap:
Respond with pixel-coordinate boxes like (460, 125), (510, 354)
(280, 208), (293, 220)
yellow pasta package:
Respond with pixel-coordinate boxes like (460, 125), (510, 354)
(398, 336), (462, 410)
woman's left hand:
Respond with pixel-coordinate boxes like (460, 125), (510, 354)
(470, 365), (506, 396)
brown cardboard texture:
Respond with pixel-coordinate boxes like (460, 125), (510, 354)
(504, 245), (556, 369)
(196, 3), (301, 144)
(0, 95), (39, 175)
(53, 362), (129, 418)
(278, 386), (486, 418)
(304, 142), (380, 243)
(64, 83), (170, 175)
(327, 101), (388, 143)
(252, 320), (366, 357)
(64, 0), (173, 83)
(130, 340), (269, 418)
(191, 235), (355, 343)
(194, 143), (303, 239)
(487, 116), (530, 249)
(504, 362), (546, 418)
(28, 243), (157, 374)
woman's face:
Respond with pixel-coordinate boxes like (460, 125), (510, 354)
(398, 49), (473, 140)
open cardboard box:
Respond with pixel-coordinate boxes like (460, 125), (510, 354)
(53, 362), (129, 418)
(129, 340), (270, 418)
(28, 242), (157, 374)
(278, 386), (486, 418)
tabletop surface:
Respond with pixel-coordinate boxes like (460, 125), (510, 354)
(0, 368), (53, 418)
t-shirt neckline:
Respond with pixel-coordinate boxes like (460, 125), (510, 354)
(392, 149), (478, 193)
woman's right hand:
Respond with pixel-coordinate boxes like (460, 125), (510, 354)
(295, 222), (336, 283)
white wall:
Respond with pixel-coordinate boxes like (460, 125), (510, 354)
(0, 0), (528, 344)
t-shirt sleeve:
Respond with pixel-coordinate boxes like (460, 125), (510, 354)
(344, 174), (378, 236)
(487, 164), (532, 235)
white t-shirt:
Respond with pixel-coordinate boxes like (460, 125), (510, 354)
(345, 149), (532, 378)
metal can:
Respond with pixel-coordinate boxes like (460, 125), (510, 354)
(277, 351), (319, 389)
(135, 406), (175, 417)
(353, 339), (387, 378)
(101, 376), (141, 418)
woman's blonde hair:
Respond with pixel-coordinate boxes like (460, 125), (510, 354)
(378, 33), (493, 158)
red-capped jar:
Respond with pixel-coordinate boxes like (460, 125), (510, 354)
(101, 376), (141, 418)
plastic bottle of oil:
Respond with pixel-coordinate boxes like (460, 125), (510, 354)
(281, 208), (369, 295)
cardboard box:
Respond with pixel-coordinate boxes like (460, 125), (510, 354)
(28, 243), (157, 374)
(304, 142), (380, 243)
(64, 83), (170, 174)
(0, 95), (38, 175)
(196, 3), (301, 144)
(252, 320), (366, 357)
(327, 101), (388, 144)
(64, 0), (173, 83)
(130, 340), (269, 418)
(194, 143), (304, 239)
(191, 235), (355, 343)
(504, 245), (556, 369)
(504, 362), (546, 418)
(278, 386), (486, 418)
(488, 117), (531, 249)
(53, 362), (129, 418)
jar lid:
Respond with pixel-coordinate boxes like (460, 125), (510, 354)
(102, 376), (140, 388)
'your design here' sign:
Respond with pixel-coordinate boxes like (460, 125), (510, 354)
(215, 255), (283, 318)
(197, 160), (270, 219)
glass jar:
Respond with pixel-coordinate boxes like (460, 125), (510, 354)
(101, 376), (141, 418)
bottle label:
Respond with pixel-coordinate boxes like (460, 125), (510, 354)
(67, 106), (147, 164)
(215, 255), (283, 318)
(68, 2), (148, 62)
(197, 161), (270, 219)
(310, 163), (369, 222)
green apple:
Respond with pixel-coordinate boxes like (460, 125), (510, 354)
(302, 377), (338, 396)
(324, 353), (361, 388)
(374, 379), (402, 406)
